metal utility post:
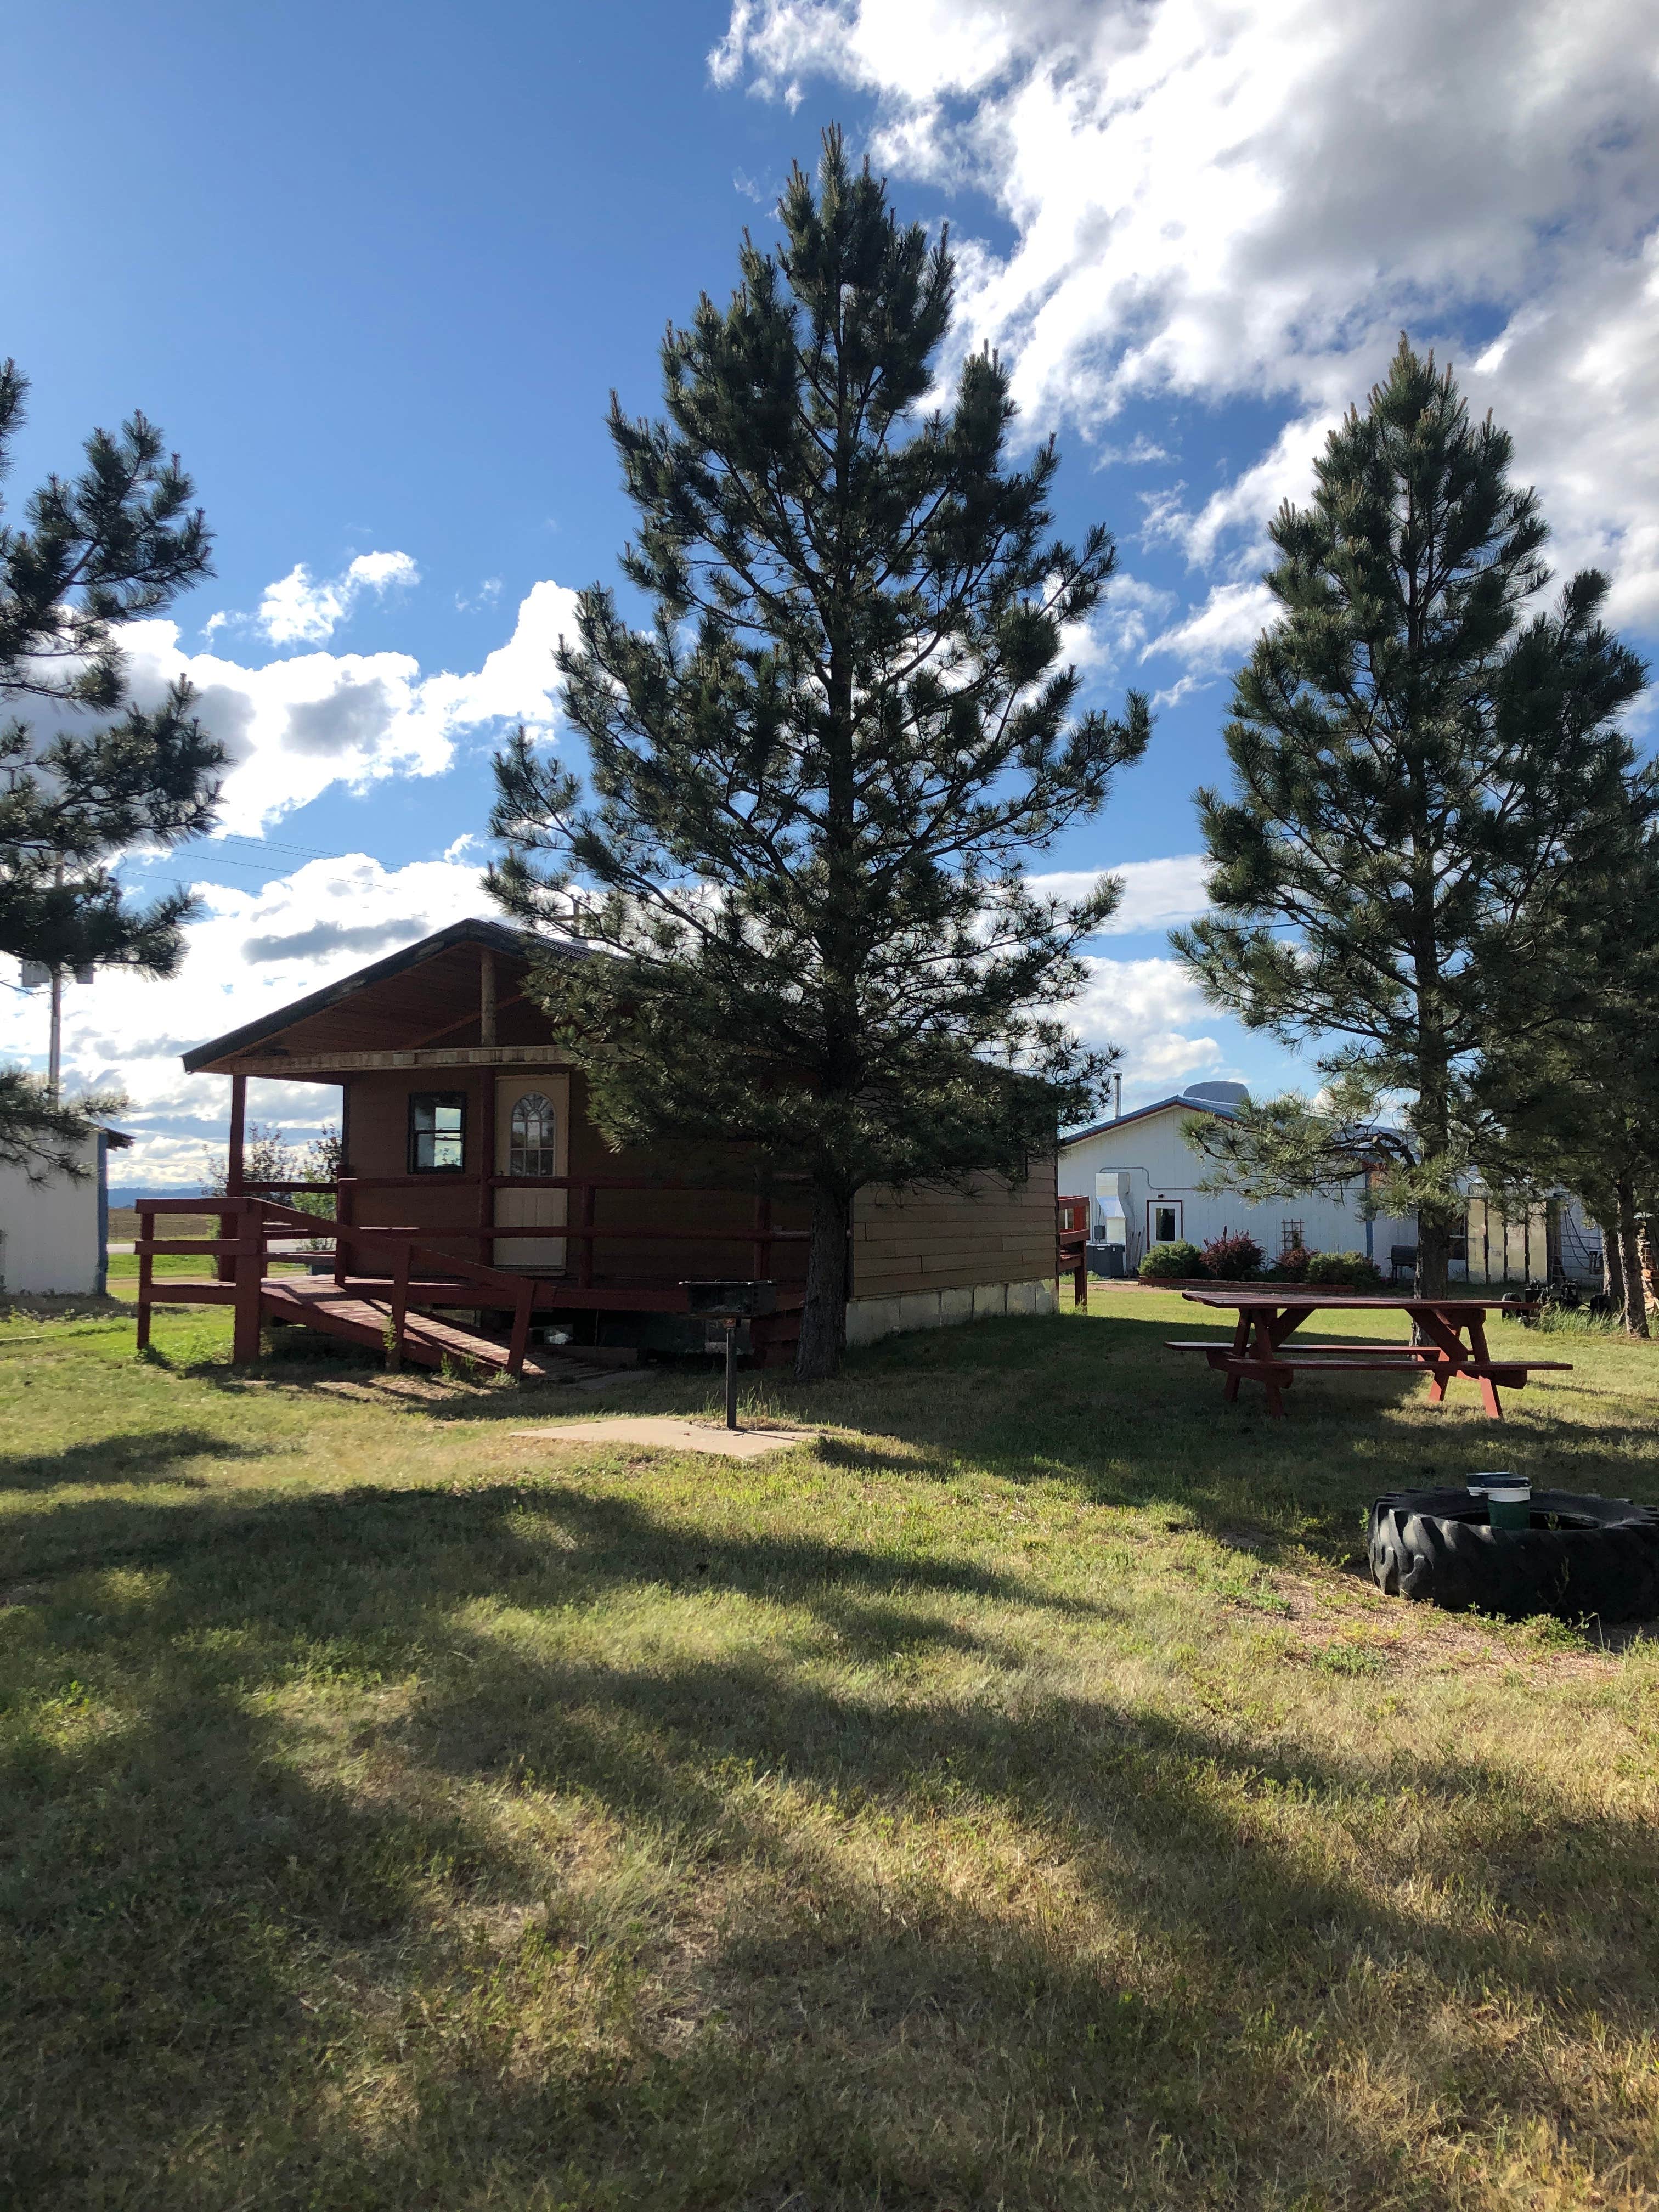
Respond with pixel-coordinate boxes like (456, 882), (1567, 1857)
(47, 854), (63, 1098)
(681, 1280), (779, 1435)
(20, 955), (84, 1098)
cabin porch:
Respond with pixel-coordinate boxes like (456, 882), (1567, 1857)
(134, 1181), (811, 1376)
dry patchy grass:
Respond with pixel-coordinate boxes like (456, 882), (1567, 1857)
(1, 1286), (1657, 2209)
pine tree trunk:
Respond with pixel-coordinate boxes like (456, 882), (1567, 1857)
(1601, 1219), (1623, 1314)
(795, 1177), (851, 1381)
(1417, 1212), (1453, 1298)
(1615, 1180), (1650, 1339)
(1412, 1001), (1454, 1296)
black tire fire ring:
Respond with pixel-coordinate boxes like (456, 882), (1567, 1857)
(1369, 1488), (1659, 1622)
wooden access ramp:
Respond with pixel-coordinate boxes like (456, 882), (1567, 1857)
(258, 1278), (624, 1381)
(132, 1194), (802, 1374)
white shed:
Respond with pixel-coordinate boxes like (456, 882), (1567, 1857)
(0, 1130), (123, 1296)
(1059, 1084), (1421, 1277)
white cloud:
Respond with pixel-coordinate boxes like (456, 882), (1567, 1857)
(1061, 570), (1175, 677)
(1069, 952), (1224, 1097)
(1027, 853), (1210, 935)
(1, 855), (490, 1188)
(1144, 580), (1277, 679)
(112, 577), (580, 836)
(714, 0), (1659, 629)
(411, 580), (582, 736)
(256, 550), (420, 646)
(1093, 436), (1171, 467)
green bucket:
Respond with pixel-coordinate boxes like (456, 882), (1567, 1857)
(1468, 1474), (1531, 1532)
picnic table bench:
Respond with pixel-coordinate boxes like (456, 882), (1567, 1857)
(1166, 1290), (1571, 1419)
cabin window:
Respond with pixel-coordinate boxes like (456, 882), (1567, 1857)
(1153, 1204), (1178, 1244)
(409, 1092), (466, 1173)
(509, 1092), (558, 1177)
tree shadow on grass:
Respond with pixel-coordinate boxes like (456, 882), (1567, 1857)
(0, 1426), (266, 1494)
(798, 1307), (1659, 1548)
(100, 1298), (1659, 1579)
(150, 1292), (1659, 1577)
(4, 1475), (1656, 2209)
(0, 1481), (1118, 1628)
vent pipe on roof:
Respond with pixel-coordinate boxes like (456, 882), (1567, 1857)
(1113, 1070), (1123, 1121)
(479, 950), (497, 1045)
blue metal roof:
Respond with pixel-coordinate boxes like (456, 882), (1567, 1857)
(1060, 1093), (1238, 1146)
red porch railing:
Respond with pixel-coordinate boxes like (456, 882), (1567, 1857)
(1057, 1194), (1090, 1310)
(234, 1173), (811, 1291)
(134, 1178), (812, 1375)
(135, 1194), (544, 1373)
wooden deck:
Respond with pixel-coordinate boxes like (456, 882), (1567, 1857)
(137, 1179), (1075, 1377)
(134, 1193), (809, 1375)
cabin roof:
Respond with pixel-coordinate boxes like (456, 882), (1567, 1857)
(1060, 1093), (1237, 1146)
(182, 917), (582, 1073)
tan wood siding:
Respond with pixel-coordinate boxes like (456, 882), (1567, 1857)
(851, 1156), (1057, 1298)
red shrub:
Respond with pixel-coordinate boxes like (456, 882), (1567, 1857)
(1201, 1231), (1265, 1280)
(1268, 1243), (1314, 1282)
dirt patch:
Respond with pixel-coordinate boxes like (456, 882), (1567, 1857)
(1268, 1567), (1640, 1678)
(511, 1416), (821, 1462)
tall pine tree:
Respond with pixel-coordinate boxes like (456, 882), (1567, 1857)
(1476, 772), (1659, 1333)
(492, 131), (1150, 1378)
(1, 360), (224, 1169)
(1173, 338), (1646, 1294)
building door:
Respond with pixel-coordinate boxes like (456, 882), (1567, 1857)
(494, 1076), (569, 1271)
(1148, 1198), (1182, 1247)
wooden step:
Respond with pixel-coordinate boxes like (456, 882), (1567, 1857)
(259, 1280), (614, 1383)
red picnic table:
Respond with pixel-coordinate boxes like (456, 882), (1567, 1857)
(1167, 1289), (1571, 1419)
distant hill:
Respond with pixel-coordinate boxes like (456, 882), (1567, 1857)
(106, 1185), (212, 1206)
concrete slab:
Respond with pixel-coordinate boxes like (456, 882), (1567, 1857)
(510, 1416), (818, 1460)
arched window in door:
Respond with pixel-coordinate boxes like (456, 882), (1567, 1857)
(509, 1092), (558, 1177)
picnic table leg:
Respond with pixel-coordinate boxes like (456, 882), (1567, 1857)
(1465, 1314), (1504, 1419)
(1224, 1310), (1249, 1401)
(1252, 1308), (1288, 1418)
(1415, 1306), (1489, 1414)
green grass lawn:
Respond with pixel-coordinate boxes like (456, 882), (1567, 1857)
(3, 1286), (1657, 2210)
(103, 1251), (316, 1279)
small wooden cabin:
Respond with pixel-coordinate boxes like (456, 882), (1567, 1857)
(150, 919), (1059, 1373)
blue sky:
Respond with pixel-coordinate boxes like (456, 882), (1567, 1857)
(4, 0), (1656, 1186)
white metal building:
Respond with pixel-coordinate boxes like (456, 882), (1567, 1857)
(1059, 1084), (1420, 1277)
(0, 1131), (123, 1295)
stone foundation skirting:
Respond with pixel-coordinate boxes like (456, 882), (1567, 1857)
(843, 1277), (1058, 1349)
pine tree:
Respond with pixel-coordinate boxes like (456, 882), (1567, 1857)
(1172, 338), (1646, 1294)
(491, 131), (1150, 1378)
(1476, 776), (1659, 1334)
(1, 360), (224, 1166)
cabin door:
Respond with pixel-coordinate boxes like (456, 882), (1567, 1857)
(494, 1076), (569, 1271)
